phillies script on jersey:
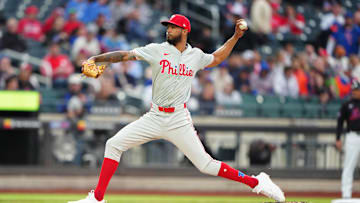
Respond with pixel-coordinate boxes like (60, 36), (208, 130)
(160, 59), (194, 77)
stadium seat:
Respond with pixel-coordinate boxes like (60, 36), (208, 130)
(260, 95), (282, 118)
(39, 88), (67, 112)
(240, 103), (259, 117)
(303, 103), (320, 118)
(282, 97), (304, 118)
(240, 94), (260, 117)
(324, 103), (341, 119)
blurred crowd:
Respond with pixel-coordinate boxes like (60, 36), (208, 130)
(0, 0), (359, 116)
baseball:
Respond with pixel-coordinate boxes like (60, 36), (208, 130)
(239, 20), (247, 30)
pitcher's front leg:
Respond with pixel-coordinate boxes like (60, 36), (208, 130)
(165, 124), (285, 202)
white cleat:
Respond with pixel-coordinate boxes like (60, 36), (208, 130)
(252, 172), (285, 202)
(68, 190), (106, 203)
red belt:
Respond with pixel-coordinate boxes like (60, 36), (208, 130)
(158, 103), (187, 113)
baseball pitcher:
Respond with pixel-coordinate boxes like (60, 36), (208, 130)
(69, 14), (285, 203)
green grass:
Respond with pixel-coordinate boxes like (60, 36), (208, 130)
(0, 193), (333, 203)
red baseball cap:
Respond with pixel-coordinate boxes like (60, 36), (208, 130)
(161, 14), (191, 32)
(25, 5), (38, 15)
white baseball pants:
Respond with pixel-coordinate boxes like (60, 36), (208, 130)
(104, 103), (221, 176)
(342, 131), (360, 198)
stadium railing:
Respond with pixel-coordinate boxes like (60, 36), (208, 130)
(180, 0), (220, 39)
(1, 48), (52, 88)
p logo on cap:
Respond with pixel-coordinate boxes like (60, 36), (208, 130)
(161, 14), (191, 32)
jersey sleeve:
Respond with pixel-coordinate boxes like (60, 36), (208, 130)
(132, 43), (159, 64)
(336, 102), (348, 140)
(197, 48), (214, 70)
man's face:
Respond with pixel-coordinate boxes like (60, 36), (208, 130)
(345, 17), (353, 27)
(0, 57), (11, 71)
(49, 44), (60, 55)
(19, 69), (31, 80)
(6, 78), (18, 90)
(27, 13), (37, 19)
(284, 68), (293, 78)
(202, 83), (215, 100)
(69, 13), (77, 21)
(99, 0), (107, 5)
(69, 83), (82, 94)
(224, 83), (234, 95)
(7, 18), (18, 33)
(352, 89), (360, 99)
(333, 4), (342, 16)
(292, 59), (301, 69)
(166, 24), (183, 46)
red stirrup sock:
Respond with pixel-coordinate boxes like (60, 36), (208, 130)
(217, 162), (259, 188)
(94, 158), (119, 201)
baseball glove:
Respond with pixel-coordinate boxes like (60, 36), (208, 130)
(81, 60), (107, 78)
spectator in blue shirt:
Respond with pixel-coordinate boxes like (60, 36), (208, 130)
(81, 0), (111, 24)
(101, 28), (130, 52)
(328, 12), (360, 56)
(95, 0), (111, 21)
(65, 0), (87, 21)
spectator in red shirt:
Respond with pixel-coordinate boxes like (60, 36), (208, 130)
(270, 1), (284, 34)
(17, 5), (44, 41)
(282, 5), (305, 35)
(42, 8), (64, 34)
(63, 9), (83, 37)
(41, 42), (74, 87)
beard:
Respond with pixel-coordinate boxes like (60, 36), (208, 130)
(166, 33), (182, 46)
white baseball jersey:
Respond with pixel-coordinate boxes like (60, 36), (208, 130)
(132, 42), (214, 107)
(104, 42), (221, 178)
